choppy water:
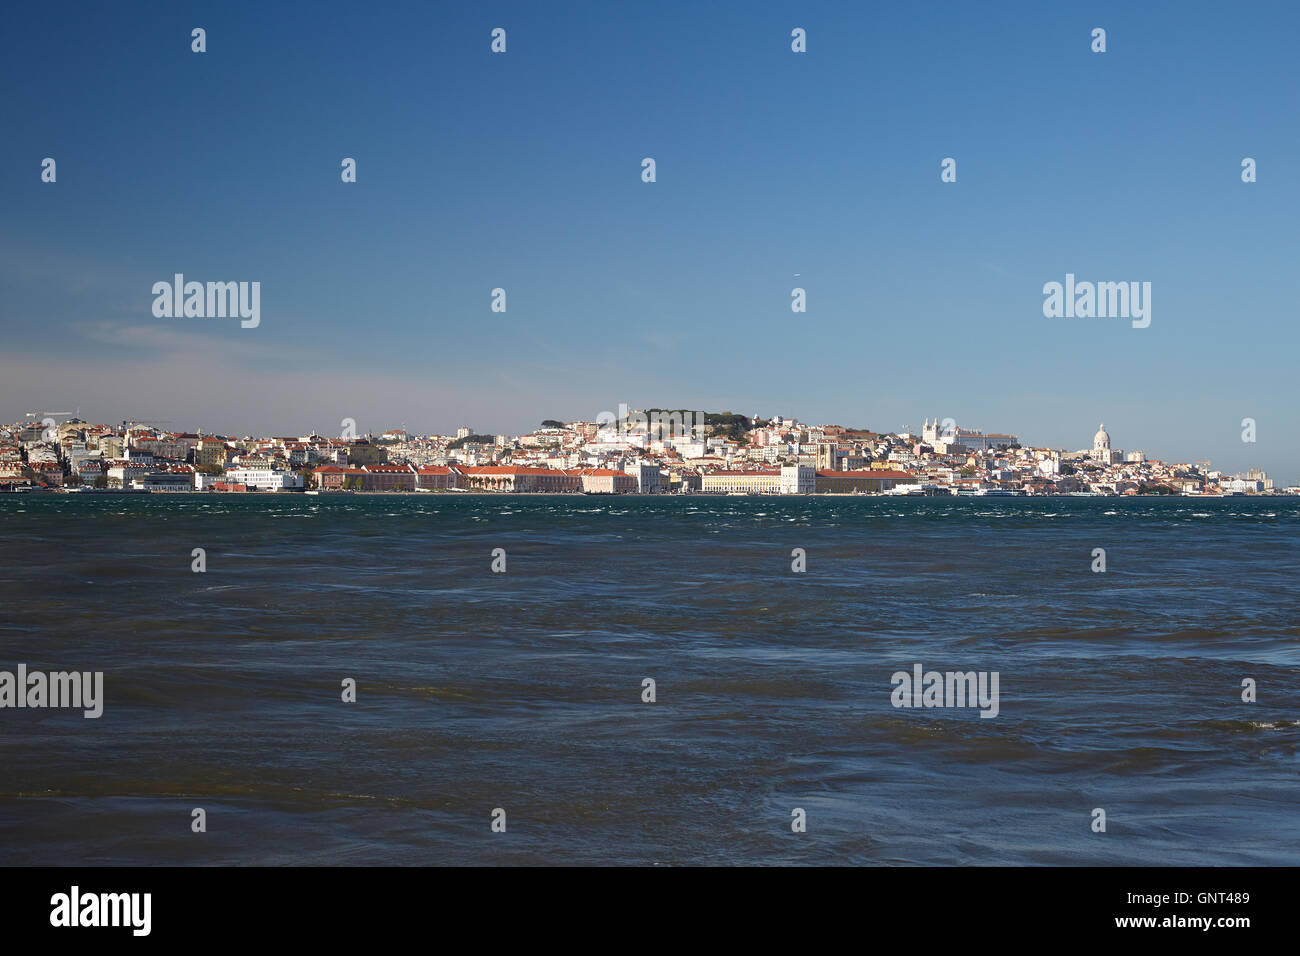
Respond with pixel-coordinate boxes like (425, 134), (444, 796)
(1, 494), (1297, 865)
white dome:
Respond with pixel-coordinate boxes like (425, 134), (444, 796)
(1093, 424), (1110, 447)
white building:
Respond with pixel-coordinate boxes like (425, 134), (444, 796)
(780, 464), (816, 495)
(669, 441), (707, 459)
(225, 467), (304, 491)
(1091, 424), (1121, 465)
(106, 461), (151, 488)
(134, 470), (194, 492)
(625, 460), (663, 493)
(1243, 468), (1273, 491)
(1222, 477), (1265, 494)
(921, 419), (1018, 453)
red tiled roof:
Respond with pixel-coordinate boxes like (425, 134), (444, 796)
(463, 466), (576, 476)
(816, 469), (915, 479)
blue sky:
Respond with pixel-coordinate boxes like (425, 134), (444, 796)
(2, 1), (1297, 478)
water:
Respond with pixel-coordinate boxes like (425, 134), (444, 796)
(1, 494), (1297, 865)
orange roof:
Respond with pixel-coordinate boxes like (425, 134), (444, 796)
(816, 469), (915, 479)
(463, 465), (576, 476)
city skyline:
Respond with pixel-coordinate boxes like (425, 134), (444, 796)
(3, 2), (1296, 478)
(3, 403), (1280, 498)
(0, 402), (1272, 478)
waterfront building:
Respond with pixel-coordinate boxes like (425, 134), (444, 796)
(780, 464), (816, 494)
(460, 465), (582, 493)
(580, 468), (637, 494)
(226, 466), (304, 491)
(106, 460), (151, 488)
(700, 469), (782, 494)
(814, 469), (918, 494)
(359, 463), (416, 492)
(135, 468), (195, 492)
(312, 465), (367, 490)
(626, 460), (663, 493)
(415, 465), (458, 490)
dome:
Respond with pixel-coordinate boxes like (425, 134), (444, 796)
(1093, 424), (1110, 448)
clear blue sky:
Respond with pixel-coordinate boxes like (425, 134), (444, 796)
(2, 1), (1297, 479)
